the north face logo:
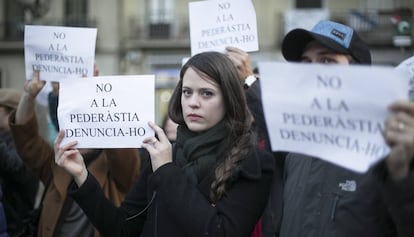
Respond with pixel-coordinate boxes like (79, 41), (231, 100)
(338, 180), (356, 192)
(331, 29), (346, 40)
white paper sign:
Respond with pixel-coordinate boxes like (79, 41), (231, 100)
(259, 62), (410, 173)
(396, 56), (414, 100)
(189, 0), (258, 55)
(58, 75), (155, 148)
(24, 25), (97, 81)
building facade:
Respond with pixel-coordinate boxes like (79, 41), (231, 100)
(1, 0), (413, 122)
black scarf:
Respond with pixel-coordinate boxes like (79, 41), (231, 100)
(175, 121), (230, 184)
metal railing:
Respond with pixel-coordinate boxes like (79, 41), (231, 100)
(332, 8), (412, 46)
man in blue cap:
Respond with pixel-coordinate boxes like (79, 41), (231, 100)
(282, 20), (371, 65)
(279, 20), (414, 237)
(228, 20), (414, 237)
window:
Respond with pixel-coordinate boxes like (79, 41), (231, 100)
(4, 0), (25, 40)
(146, 0), (175, 38)
(296, 0), (322, 8)
(65, 0), (88, 26)
(147, 0), (174, 23)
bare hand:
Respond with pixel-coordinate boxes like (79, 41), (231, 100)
(24, 70), (46, 99)
(383, 101), (414, 181)
(54, 130), (88, 186)
(142, 122), (173, 171)
(225, 46), (254, 81)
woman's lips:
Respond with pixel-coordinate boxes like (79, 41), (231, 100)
(187, 113), (201, 121)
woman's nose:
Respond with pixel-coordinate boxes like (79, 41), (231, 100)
(188, 94), (200, 107)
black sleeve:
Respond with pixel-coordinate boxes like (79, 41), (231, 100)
(147, 150), (274, 237)
(373, 161), (414, 237)
(0, 141), (21, 173)
(0, 140), (33, 184)
(0, 140), (39, 208)
(69, 165), (152, 237)
(70, 150), (274, 237)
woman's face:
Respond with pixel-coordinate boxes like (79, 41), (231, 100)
(181, 68), (225, 133)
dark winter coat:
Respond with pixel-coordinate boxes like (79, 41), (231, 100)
(70, 148), (274, 237)
(279, 153), (414, 237)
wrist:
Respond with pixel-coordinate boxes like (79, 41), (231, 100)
(23, 90), (37, 101)
(74, 168), (88, 187)
(243, 75), (257, 89)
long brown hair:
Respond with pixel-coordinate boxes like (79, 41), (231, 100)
(168, 52), (254, 202)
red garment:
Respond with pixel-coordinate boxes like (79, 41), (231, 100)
(250, 138), (267, 237)
(250, 219), (262, 237)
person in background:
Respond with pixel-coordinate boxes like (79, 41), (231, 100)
(226, 46), (284, 237)
(229, 20), (414, 237)
(279, 20), (414, 237)
(47, 81), (59, 133)
(0, 186), (7, 237)
(48, 64), (99, 133)
(162, 115), (179, 142)
(0, 89), (39, 236)
(9, 71), (141, 237)
(55, 51), (275, 237)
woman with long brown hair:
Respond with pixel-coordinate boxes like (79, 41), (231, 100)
(55, 51), (275, 237)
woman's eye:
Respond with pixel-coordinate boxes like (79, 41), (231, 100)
(202, 90), (213, 97)
(182, 89), (192, 97)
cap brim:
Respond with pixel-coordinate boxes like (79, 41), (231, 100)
(282, 29), (348, 62)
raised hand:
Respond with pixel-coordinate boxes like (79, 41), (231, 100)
(225, 46), (254, 81)
(383, 100), (414, 181)
(16, 70), (47, 124)
(54, 130), (88, 186)
(24, 70), (46, 99)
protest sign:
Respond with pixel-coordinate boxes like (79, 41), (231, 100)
(24, 25), (97, 82)
(396, 55), (414, 100)
(189, 0), (258, 55)
(58, 75), (155, 148)
(259, 62), (410, 172)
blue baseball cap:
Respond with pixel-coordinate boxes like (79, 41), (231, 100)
(282, 20), (371, 65)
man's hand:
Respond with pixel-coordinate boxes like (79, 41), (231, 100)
(383, 100), (414, 181)
(225, 46), (254, 81)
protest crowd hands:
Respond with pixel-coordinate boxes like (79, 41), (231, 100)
(141, 121), (173, 172)
(54, 130), (88, 186)
(384, 100), (414, 181)
(24, 70), (45, 99)
(16, 70), (46, 125)
(225, 46), (254, 80)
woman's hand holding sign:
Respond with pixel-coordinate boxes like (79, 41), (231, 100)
(384, 101), (414, 181)
(54, 130), (88, 186)
(141, 121), (173, 172)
